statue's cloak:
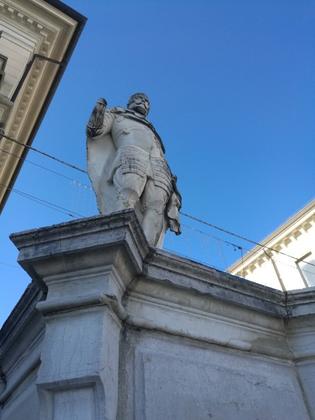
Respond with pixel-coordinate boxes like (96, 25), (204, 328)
(87, 130), (117, 215)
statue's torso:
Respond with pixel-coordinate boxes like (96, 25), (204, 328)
(112, 114), (155, 154)
(110, 112), (171, 194)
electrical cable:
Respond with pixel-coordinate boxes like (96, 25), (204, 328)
(0, 146), (91, 189)
(0, 133), (87, 174)
(2, 131), (315, 270)
(182, 223), (315, 276)
(0, 182), (84, 219)
(13, 189), (84, 218)
(182, 223), (244, 251)
(182, 223), (235, 269)
(181, 211), (315, 269)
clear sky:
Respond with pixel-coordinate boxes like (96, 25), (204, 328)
(1, 0), (314, 325)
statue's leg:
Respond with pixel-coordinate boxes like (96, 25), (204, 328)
(141, 180), (168, 247)
(113, 167), (146, 210)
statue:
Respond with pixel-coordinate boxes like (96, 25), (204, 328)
(86, 93), (181, 247)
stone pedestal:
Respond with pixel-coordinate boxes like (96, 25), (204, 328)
(2, 210), (315, 420)
(10, 210), (148, 420)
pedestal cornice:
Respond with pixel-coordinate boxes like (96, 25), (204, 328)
(10, 209), (149, 287)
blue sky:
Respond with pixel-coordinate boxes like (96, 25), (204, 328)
(1, 0), (314, 325)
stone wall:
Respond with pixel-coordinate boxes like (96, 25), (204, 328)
(1, 210), (315, 419)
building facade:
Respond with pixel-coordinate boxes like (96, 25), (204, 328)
(0, 0), (85, 212)
(229, 200), (315, 291)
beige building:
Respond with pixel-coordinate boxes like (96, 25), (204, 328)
(229, 200), (315, 291)
(0, 0), (85, 212)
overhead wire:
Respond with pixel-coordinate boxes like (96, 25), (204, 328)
(268, 252), (315, 278)
(0, 181), (84, 219)
(0, 133), (87, 174)
(180, 211), (315, 269)
(0, 146), (91, 189)
(182, 223), (315, 276)
(182, 223), (245, 251)
(182, 223), (239, 269)
(1, 131), (314, 270)
(13, 188), (84, 218)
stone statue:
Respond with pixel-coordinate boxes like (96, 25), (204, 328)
(86, 93), (181, 247)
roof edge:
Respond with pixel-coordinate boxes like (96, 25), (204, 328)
(228, 199), (315, 272)
(0, 0), (87, 212)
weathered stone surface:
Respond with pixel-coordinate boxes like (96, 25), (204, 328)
(119, 332), (309, 420)
(1, 211), (315, 419)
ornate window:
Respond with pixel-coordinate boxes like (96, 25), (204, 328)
(296, 252), (315, 287)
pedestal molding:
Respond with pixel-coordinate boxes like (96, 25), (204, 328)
(36, 292), (128, 321)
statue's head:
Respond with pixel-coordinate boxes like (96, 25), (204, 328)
(127, 93), (150, 117)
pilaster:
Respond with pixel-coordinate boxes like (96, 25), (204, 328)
(10, 210), (149, 420)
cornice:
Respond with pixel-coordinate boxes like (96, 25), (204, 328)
(0, 0), (86, 211)
(0, 1), (52, 34)
(10, 210), (150, 284)
(229, 202), (315, 276)
(0, 281), (44, 353)
(143, 248), (285, 317)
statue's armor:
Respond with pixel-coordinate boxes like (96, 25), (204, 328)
(113, 145), (151, 178)
(111, 144), (173, 198)
(111, 113), (154, 153)
(110, 110), (173, 198)
(150, 157), (173, 196)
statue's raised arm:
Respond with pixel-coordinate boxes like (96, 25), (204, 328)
(86, 93), (181, 248)
(86, 98), (115, 138)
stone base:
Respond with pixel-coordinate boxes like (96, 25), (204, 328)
(1, 210), (315, 419)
